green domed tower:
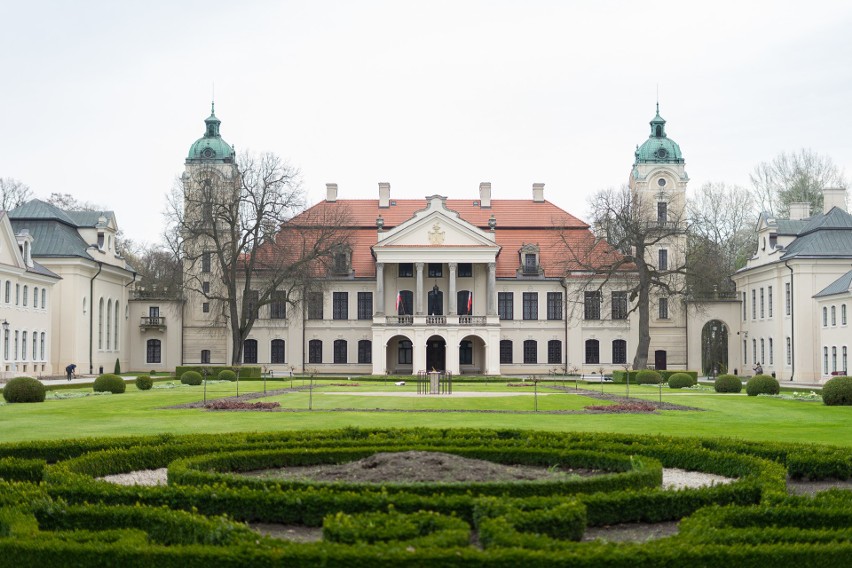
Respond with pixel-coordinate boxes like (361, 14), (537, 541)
(634, 103), (684, 165)
(186, 103), (235, 164)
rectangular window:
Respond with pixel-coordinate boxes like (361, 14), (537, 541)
(358, 340), (372, 364)
(831, 306), (837, 326)
(612, 339), (627, 364)
(823, 307), (828, 327)
(657, 202), (668, 224)
(585, 339), (600, 364)
(333, 252), (348, 273)
(742, 292), (747, 321)
(824, 346), (829, 374)
(768, 286), (773, 318)
(659, 297), (669, 319)
(498, 292), (513, 320)
(201, 349), (210, 364)
(459, 340), (473, 365)
(428, 263), (442, 277)
(246, 290), (259, 319)
(832, 346), (837, 372)
(547, 292), (562, 320)
(243, 340), (258, 364)
(843, 304), (848, 325)
(398, 263), (413, 277)
(769, 338), (774, 365)
(658, 249), (668, 271)
(3, 329), (8, 360)
(760, 338), (765, 364)
(584, 291), (601, 320)
(500, 340), (513, 364)
(308, 292), (323, 319)
(547, 340), (562, 364)
(760, 288), (765, 318)
(457, 263), (472, 277)
(202, 281), (210, 294)
(522, 292), (538, 320)
(201, 252), (211, 273)
(753, 339), (757, 366)
(785, 283), (791, 315)
(4, 282), (9, 303)
(398, 340), (412, 365)
(524, 254), (537, 273)
(146, 339), (161, 364)
(269, 291), (286, 319)
(332, 292), (348, 320)
(202, 302), (210, 313)
(15, 284), (19, 305)
(309, 340), (322, 364)
(271, 340), (286, 364)
(357, 292), (373, 320)
(843, 346), (848, 373)
(523, 340), (537, 364)
(612, 291), (628, 320)
(751, 289), (756, 320)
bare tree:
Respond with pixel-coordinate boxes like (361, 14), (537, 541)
(560, 185), (689, 370)
(44, 192), (103, 211)
(0, 178), (33, 211)
(121, 240), (183, 299)
(166, 151), (352, 365)
(686, 182), (757, 297)
(750, 149), (847, 216)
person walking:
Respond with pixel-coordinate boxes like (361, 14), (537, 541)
(753, 363), (763, 375)
(66, 363), (77, 381)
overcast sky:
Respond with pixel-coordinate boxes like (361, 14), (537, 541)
(2, 1), (851, 244)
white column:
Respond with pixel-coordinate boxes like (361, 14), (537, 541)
(413, 328), (427, 374)
(448, 262), (457, 315)
(487, 262), (497, 315)
(415, 262), (424, 315)
(375, 263), (385, 315)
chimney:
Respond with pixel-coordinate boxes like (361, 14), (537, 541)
(532, 182), (545, 203)
(379, 182), (390, 208)
(325, 183), (338, 202)
(479, 182), (491, 208)
(789, 202), (810, 220)
(823, 187), (847, 213)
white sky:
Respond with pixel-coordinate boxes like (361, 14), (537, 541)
(2, 1), (852, 244)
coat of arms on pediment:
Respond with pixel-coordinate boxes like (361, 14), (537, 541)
(428, 222), (445, 245)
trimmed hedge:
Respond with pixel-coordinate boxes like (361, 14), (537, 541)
(217, 369), (237, 381)
(668, 373), (695, 389)
(636, 370), (662, 384)
(714, 374), (743, 393)
(822, 376), (852, 406)
(746, 374), (780, 396)
(2, 377), (46, 403)
(175, 366), (261, 379)
(135, 375), (153, 390)
(92, 374), (126, 394)
(180, 371), (203, 386)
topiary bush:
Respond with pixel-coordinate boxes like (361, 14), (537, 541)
(746, 374), (780, 397)
(714, 374), (743, 393)
(2, 377), (46, 403)
(114, 358), (121, 374)
(135, 375), (154, 391)
(636, 370), (662, 384)
(93, 374), (126, 394)
(181, 371), (203, 386)
(822, 376), (852, 406)
(667, 373), (695, 389)
(218, 369), (237, 382)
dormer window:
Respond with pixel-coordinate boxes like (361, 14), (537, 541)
(525, 254), (537, 272)
(331, 247), (352, 275)
(97, 232), (105, 250)
(518, 243), (541, 276)
(769, 233), (777, 249)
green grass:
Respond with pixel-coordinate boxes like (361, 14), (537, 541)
(1, 379), (849, 445)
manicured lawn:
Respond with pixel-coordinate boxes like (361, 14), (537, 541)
(0, 378), (849, 445)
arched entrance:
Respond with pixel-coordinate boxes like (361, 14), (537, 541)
(701, 320), (729, 376)
(459, 334), (486, 374)
(385, 334), (413, 375)
(426, 335), (446, 372)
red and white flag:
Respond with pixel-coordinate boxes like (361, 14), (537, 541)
(396, 291), (402, 313)
(467, 291), (473, 314)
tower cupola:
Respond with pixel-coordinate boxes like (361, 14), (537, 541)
(634, 103), (684, 165)
(187, 102), (235, 164)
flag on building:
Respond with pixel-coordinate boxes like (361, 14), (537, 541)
(467, 291), (473, 314)
(396, 291), (402, 314)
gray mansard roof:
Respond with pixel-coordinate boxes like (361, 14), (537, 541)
(815, 269), (852, 298)
(780, 207), (852, 260)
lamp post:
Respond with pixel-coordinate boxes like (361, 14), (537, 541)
(1, 320), (8, 379)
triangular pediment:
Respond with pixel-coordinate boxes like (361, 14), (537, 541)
(0, 213), (26, 269)
(375, 195), (498, 249)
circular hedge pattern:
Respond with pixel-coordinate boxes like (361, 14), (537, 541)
(218, 369), (237, 381)
(135, 375), (154, 390)
(746, 374), (780, 397)
(2, 376), (46, 403)
(822, 376), (852, 406)
(667, 373), (695, 389)
(180, 371), (203, 385)
(636, 370), (662, 384)
(714, 374), (743, 393)
(92, 374), (126, 394)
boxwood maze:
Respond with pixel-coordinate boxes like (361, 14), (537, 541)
(0, 428), (851, 566)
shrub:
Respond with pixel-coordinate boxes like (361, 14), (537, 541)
(218, 369), (237, 382)
(636, 370), (662, 384)
(715, 374), (743, 393)
(93, 374), (126, 394)
(181, 371), (203, 386)
(668, 373), (695, 389)
(114, 358), (121, 374)
(822, 376), (852, 406)
(746, 374), (780, 397)
(135, 375), (154, 391)
(2, 377), (46, 403)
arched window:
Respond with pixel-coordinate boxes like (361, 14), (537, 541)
(547, 340), (562, 364)
(831, 306), (837, 326)
(823, 307), (828, 326)
(114, 301), (119, 350)
(585, 339), (600, 364)
(98, 298), (104, 350)
(612, 340), (627, 364)
(843, 304), (848, 325)
(523, 340), (537, 364)
(21, 331), (26, 361)
(308, 339), (322, 364)
(333, 340), (347, 364)
(4, 281), (9, 303)
(146, 339), (161, 363)
(22, 285), (27, 306)
(107, 299), (112, 351)
(243, 339), (258, 364)
(40, 332), (45, 360)
(42, 288), (46, 309)
(33, 287), (38, 309)
(500, 340), (513, 364)
(32, 330), (37, 361)
(358, 340), (372, 364)
(271, 339), (286, 364)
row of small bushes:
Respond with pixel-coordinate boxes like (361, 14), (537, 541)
(611, 370), (699, 384)
(175, 366), (261, 379)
